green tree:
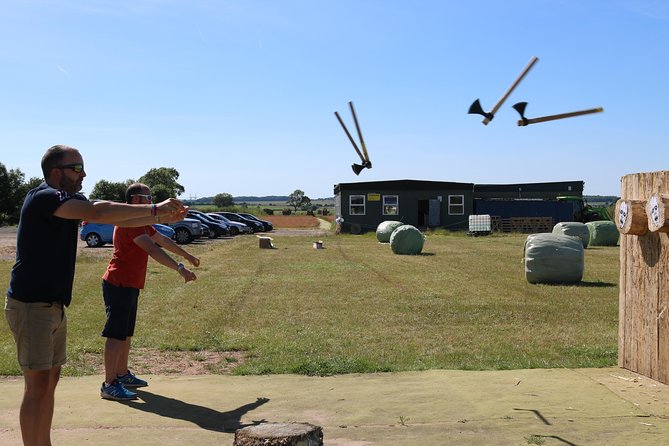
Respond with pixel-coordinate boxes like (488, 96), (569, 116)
(213, 193), (234, 208)
(138, 167), (185, 199)
(287, 189), (311, 212)
(150, 184), (174, 203)
(89, 179), (133, 202)
(0, 163), (26, 224)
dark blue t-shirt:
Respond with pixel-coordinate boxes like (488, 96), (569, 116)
(7, 182), (87, 306)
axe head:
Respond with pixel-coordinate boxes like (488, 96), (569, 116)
(512, 102), (528, 119)
(468, 99), (493, 120)
(512, 102), (530, 126)
(352, 160), (372, 176)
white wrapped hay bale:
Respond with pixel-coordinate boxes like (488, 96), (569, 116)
(524, 233), (584, 284)
(552, 222), (590, 248)
(389, 225), (425, 255)
(586, 221), (619, 246)
(376, 220), (403, 243)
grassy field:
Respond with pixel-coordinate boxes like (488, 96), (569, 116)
(0, 231), (619, 376)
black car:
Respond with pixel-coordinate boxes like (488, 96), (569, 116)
(186, 210), (229, 237)
(238, 213), (273, 232)
(213, 212), (264, 233)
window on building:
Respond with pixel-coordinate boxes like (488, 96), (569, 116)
(383, 195), (398, 215)
(350, 195), (365, 215)
(448, 195), (464, 215)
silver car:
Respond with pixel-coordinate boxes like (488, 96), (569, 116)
(207, 213), (252, 235)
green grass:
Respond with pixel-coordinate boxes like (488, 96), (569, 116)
(0, 232), (619, 376)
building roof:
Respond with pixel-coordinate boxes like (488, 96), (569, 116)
(334, 179), (475, 194)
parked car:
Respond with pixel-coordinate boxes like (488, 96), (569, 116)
(213, 211), (264, 233)
(169, 217), (205, 244)
(186, 210), (229, 237)
(237, 213), (273, 232)
(80, 222), (175, 248)
(206, 213), (252, 235)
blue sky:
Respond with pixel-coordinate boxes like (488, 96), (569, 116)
(1, 1), (667, 199)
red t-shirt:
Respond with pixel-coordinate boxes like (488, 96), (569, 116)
(102, 225), (157, 289)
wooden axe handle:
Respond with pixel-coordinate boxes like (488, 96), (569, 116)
(517, 107), (604, 126)
(483, 56), (539, 125)
(335, 111), (366, 163)
(349, 102), (370, 162)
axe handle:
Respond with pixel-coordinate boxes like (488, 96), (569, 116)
(517, 107), (604, 126)
(335, 111), (366, 163)
(483, 56), (539, 125)
(349, 102), (370, 162)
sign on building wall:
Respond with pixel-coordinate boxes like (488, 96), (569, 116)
(367, 193), (381, 201)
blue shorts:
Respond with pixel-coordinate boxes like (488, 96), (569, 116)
(102, 280), (140, 340)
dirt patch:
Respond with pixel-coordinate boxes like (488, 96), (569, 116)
(78, 348), (247, 376)
(263, 215), (320, 228)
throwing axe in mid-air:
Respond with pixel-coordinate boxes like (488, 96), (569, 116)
(335, 101), (372, 175)
(469, 56), (539, 125)
(512, 102), (604, 126)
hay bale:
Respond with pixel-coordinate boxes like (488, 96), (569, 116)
(376, 220), (403, 243)
(524, 233), (584, 284)
(552, 222), (590, 248)
(586, 221), (619, 246)
(389, 225), (424, 255)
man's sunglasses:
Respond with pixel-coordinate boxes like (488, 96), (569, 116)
(56, 163), (85, 173)
(131, 194), (153, 202)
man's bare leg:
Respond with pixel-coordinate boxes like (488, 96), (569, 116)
(21, 366), (60, 446)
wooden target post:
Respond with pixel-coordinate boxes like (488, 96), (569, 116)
(615, 198), (648, 235)
(647, 194), (669, 233)
(619, 171), (669, 384)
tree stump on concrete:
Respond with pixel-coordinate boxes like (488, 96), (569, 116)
(233, 422), (323, 446)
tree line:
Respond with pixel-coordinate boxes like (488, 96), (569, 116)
(1, 161), (315, 225)
(0, 164), (186, 226)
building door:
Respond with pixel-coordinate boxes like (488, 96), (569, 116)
(429, 199), (441, 227)
(418, 200), (428, 226)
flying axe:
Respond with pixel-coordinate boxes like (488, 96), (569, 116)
(335, 101), (372, 175)
(512, 102), (604, 126)
(468, 56), (539, 125)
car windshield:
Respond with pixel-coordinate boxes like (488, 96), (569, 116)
(211, 214), (231, 223)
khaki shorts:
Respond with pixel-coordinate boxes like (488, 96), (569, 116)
(4, 296), (67, 371)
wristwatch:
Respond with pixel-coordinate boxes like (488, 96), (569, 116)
(177, 263), (185, 272)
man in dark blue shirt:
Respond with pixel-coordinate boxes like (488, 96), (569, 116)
(5, 145), (189, 446)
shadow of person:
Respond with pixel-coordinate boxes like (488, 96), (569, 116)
(123, 391), (269, 433)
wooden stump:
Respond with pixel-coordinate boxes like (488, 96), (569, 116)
(258, 236), (274, 249)
(647, 194), (669, 233)
(615, 198), (648, 235)
(234, 422), (323, 446)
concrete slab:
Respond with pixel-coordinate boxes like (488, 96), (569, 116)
(1, 367), (669, 445)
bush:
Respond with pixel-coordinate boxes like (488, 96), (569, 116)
(263, 208), (274, 215)
(282, 209), (292, 215)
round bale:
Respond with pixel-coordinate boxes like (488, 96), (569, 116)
(376, 220), (404, 243)
(586, 220), (619, 246)
(389, 224), (424, 255)
(524, 233), (584, 284)
(552, 221), (590, 248)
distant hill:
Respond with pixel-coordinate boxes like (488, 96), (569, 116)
(185, 195), (334, 205)
(234, 196), (290, 202)
(584, 195), (618, 204)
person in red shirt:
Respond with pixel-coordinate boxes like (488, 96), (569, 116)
(100, 183), (199, 401)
